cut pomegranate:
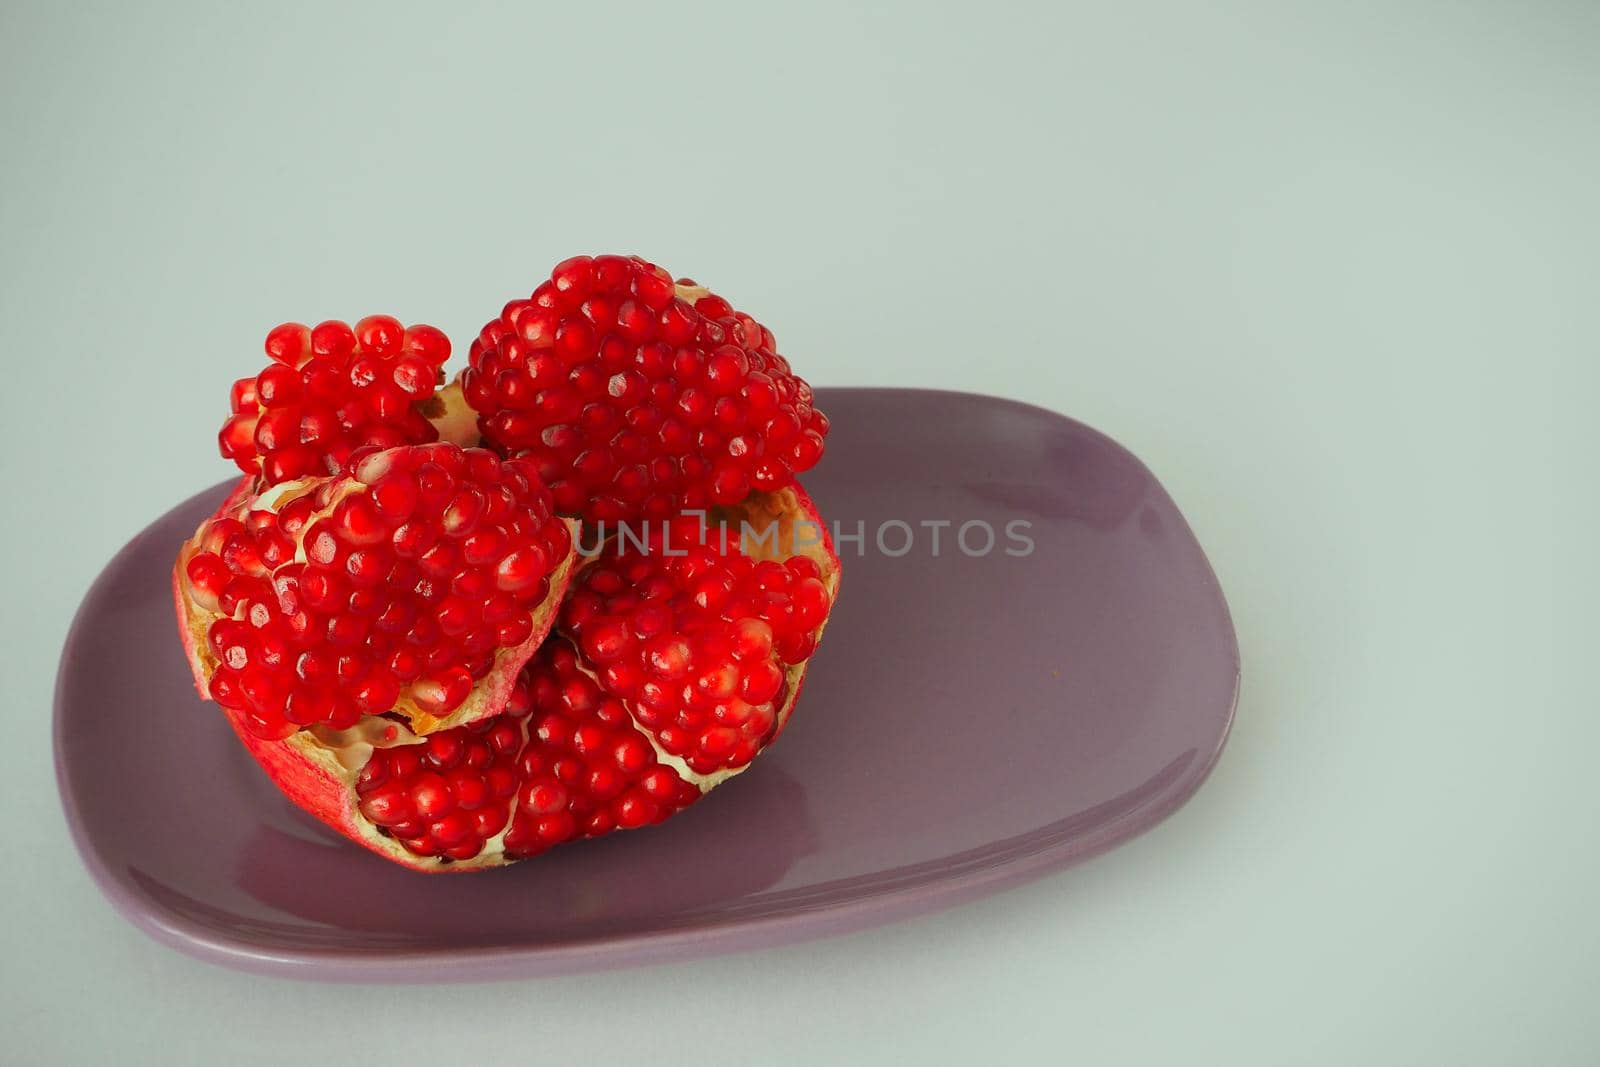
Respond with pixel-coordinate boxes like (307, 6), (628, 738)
(175, 443), (580, 739)
(220, 317), (475, 485)
(221, 485), (839, 870)
(460, 254), (829, 522)
(177, 266), (839, 872)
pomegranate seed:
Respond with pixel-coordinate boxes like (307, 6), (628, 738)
(265, 322), (311, 365)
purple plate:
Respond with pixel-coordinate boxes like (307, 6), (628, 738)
(54, 388), (1238, 981)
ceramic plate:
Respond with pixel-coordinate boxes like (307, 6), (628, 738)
(55, 388), (1239, 980)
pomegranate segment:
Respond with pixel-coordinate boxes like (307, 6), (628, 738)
(563, 517), (829, 775)
(220, 316), (455, 485)
(176, 443), (579, 740)
(354, 709), (526, 862)
(461, 254), (828, 523)
(352, 638), (703, 863)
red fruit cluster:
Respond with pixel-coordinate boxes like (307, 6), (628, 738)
(562, 518), (832, 774)
(220, 316), (452, 485)
(355, 638), (699, 862)
(179, 257), (838, 872)
(185, 443), (571, 739)
(461, 254), (827, 522)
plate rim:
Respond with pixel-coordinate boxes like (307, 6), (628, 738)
(54, 386), (1240, 981)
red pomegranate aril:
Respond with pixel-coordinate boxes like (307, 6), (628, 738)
(388, 647), (424, 681)
(355, 314), (404, 356)
(230, 377), (258, 411)
(494, 614), (534, 647)
(265, 322), (311, 365)
(185, 554), (230, 609)
(359, 782), (413, 825)
(326, 613), (370, 647)
(424, 731), (462, 768)
(352, 671), (400, 715)
(414, 666), (474, 715)
(495, 545), (548, 593)
(410, 772), (454, 819)
(450, 772), (488, 811)
(370, 470), (420, 520)
(256, 363), (301, 406)
(740, 659), (784, 704)
(430, 813), (475, 850)
(344, 549), (386, 587)
(284, 687), (336, 726)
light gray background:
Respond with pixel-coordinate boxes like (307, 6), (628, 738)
(2, 1), (1593, 1063)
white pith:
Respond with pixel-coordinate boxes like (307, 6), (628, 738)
(421, 379), (481, 449)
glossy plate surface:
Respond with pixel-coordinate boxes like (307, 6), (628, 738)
(55, 388), (1239, 981)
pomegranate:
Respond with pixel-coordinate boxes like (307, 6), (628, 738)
(175, 258), (839, 872)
